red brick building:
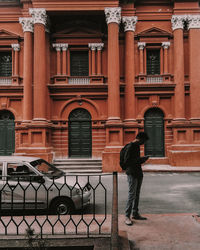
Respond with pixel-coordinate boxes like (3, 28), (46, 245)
(0, 0), (200, 171)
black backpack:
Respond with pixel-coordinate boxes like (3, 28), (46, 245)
(119, 143), (131, 170)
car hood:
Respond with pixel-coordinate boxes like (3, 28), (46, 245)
(54, 175), (89, 189)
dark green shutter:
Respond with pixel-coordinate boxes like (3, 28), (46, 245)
(69, 109), (92, 158)
(147, 50), (160, 75)
(70, 51), (89, 76)
(0, 111), (15, 155)
(144, 109), (164, 157)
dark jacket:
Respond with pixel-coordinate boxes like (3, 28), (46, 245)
(125, 141), (148, 178)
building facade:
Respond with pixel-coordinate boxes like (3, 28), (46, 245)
(0, 0), (200, 171)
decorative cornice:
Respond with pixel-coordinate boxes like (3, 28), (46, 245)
(29, 8), (47, 26)
(187, 15), (200, 29)
(88, 43), (104, 51)
(162, 42), (170, 49)
(122, 16), (138, 32)
(104, 7), (121, 25)
(171, 15), (186, 31)
(138, 42), (146, 50)
(19, 17), (34, 33)
(11, 44), (20, 51)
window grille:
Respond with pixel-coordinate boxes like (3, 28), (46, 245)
(147, 49), (160, 75)
(70, 51), (89, 76)
(0, 52), (12, 77)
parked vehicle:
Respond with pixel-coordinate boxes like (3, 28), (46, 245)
(0, 156), (91, 215)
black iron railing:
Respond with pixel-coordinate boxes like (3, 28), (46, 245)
(0, 173), (111, 238)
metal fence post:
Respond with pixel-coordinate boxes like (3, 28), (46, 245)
(111, 171), (119, 250)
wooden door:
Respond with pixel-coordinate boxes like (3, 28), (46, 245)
(144, 108), (164, 157)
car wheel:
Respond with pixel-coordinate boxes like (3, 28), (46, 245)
(50, 198), (74, 215)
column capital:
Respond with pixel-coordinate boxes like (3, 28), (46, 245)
(104, 7), (121, 25)
(138, 42), (146, 50)
(88, 43), (97, 50)
(171, 15), (186, 31)
(122, 16), (138, 32)
(162, 42), (170, 49)
(52, 43), (62, 51)
(96, 43), (104, 50)
(19, 17), (34, 33)
(29, 8), (47, 26)
(88, 43), (104, 50)
(11, 44), (20, 51)
(187, 15), (200, 29)
(60, 44), (68, 51)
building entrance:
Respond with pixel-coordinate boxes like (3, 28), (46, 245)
(68, 108), (92, 158)
(144, 108), (164, 157)
(0, 110), (15, 155)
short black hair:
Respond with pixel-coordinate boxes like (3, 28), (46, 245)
(136, 132), (149, 141)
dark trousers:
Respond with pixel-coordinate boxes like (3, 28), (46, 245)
(125, 175), (143, 218)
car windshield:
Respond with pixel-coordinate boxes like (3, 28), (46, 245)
(30, 159), (64, 179)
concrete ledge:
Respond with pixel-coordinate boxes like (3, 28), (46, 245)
(143, 164), (200, 172)
(0, 237), (111, 249)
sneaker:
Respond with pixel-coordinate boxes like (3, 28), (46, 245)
(132, 213), (147, 220)
(125, 217), (133, 226)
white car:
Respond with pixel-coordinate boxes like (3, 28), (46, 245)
(0, 156), (91, 215)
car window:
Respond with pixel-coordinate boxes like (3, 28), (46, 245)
(30, 159), (64, 179)
(7, 163), (36, 182)
(0, 162), (2, 180)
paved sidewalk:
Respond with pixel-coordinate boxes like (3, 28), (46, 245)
(0, 213), (199, 249)
(143, 164), (200, 172)
(119, 213), (200, 250)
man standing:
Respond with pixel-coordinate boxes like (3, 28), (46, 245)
(124, 132), (149, 226)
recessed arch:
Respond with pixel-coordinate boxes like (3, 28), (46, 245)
(60, 97), (100, 121)
(144, 108), (165, 157)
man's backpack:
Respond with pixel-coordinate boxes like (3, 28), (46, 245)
(119, 143), (131, 170)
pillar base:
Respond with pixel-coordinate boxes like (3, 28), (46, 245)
(123, 119), (138, 126)
(15, 121), (53, 162)
(15, 147), (53, 162)
(102, 148), (122, 172)
(168, 144), (200, 166)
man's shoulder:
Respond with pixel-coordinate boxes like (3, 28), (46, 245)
(129, 141), (139, 147)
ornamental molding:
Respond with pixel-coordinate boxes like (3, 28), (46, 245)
(162, 42), (170, 49)
(138, 42), (146, 50)
(171, 15), (186, 31)
(104, 7), (121, 25)
(19, 17), (34, 33)
(11, 44), (20, 51)
(29, 8), (47, 26)
(187, 15), (200, 29)
(52, 43), (68, 51)
(88, 43), (104, 50)
(122, 16), (138, 32)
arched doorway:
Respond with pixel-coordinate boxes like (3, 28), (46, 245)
(68, 108), (92, 158)
(0, 110), (15, 155)
(144, 108), (165, 157)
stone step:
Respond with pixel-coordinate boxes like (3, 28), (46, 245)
(53, 158), (102, 173)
